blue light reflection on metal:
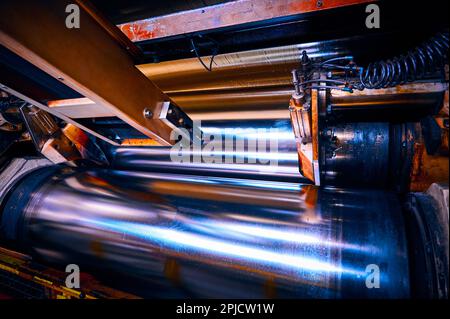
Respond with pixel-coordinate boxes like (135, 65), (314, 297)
(2, 166), (410, 298)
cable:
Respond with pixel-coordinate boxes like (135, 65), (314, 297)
(309, 85), (352, 91)
(190, 38), (217, 72)
(300, 79), (349, 86)
(315, 56), (354, 66)
(294, 31), (448, 96)
(358, 31), (449, 89)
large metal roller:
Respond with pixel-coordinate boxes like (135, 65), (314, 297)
(0, 164), (410, 298)
(109, 119), (305, 183)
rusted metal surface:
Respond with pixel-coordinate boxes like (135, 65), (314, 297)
(331, 83), (448, 98)
(120, 138), (162, 146)
(75, 0), (142, 61)
(63, 124), (109, 165)
(0, 0), (191, 146)
(410, 142), (449, 192)
(311, 89), (320, 185)
(0, 246), (137, 299)
(288, 88), (321, 185)
(289, 97), (313, 182)
(118, 0), (374, 42)
(435, 117), (449, 153)
(410, 85), (449, 192)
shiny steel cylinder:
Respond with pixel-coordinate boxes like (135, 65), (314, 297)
(0, 165), (410, 298)
(110, 119), (305, 183)
(328, 87), (445, 122)
(319, 123), (390, 188)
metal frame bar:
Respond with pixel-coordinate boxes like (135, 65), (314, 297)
(47, 98), (114, 119)
(118, 0), (375, 42)
(0, 83), (120, 146)
(0, 0), (190, 146)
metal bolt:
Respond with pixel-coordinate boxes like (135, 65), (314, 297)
(143, 108), (153, 119)
(317, 0), (323, 7)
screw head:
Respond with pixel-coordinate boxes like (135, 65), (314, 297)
(143, 108), (153, 119)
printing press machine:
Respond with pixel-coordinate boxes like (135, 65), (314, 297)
(0, 0), (448, 299)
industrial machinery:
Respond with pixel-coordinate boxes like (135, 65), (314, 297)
(0, 0), (448, 299)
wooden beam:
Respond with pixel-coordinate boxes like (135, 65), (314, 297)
(0, 0), (190, 146)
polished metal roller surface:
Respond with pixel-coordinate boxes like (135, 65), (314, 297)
(320, 123), (390, 188)
(1, 164), (410, 298)
(110, 119), (305, 183)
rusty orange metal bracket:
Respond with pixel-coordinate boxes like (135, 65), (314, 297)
(119, 0), (375, 42)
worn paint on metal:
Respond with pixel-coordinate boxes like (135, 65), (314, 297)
(118, 0), (375, 42)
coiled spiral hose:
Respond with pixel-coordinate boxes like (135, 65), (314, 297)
(359, 31), (449, 89)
